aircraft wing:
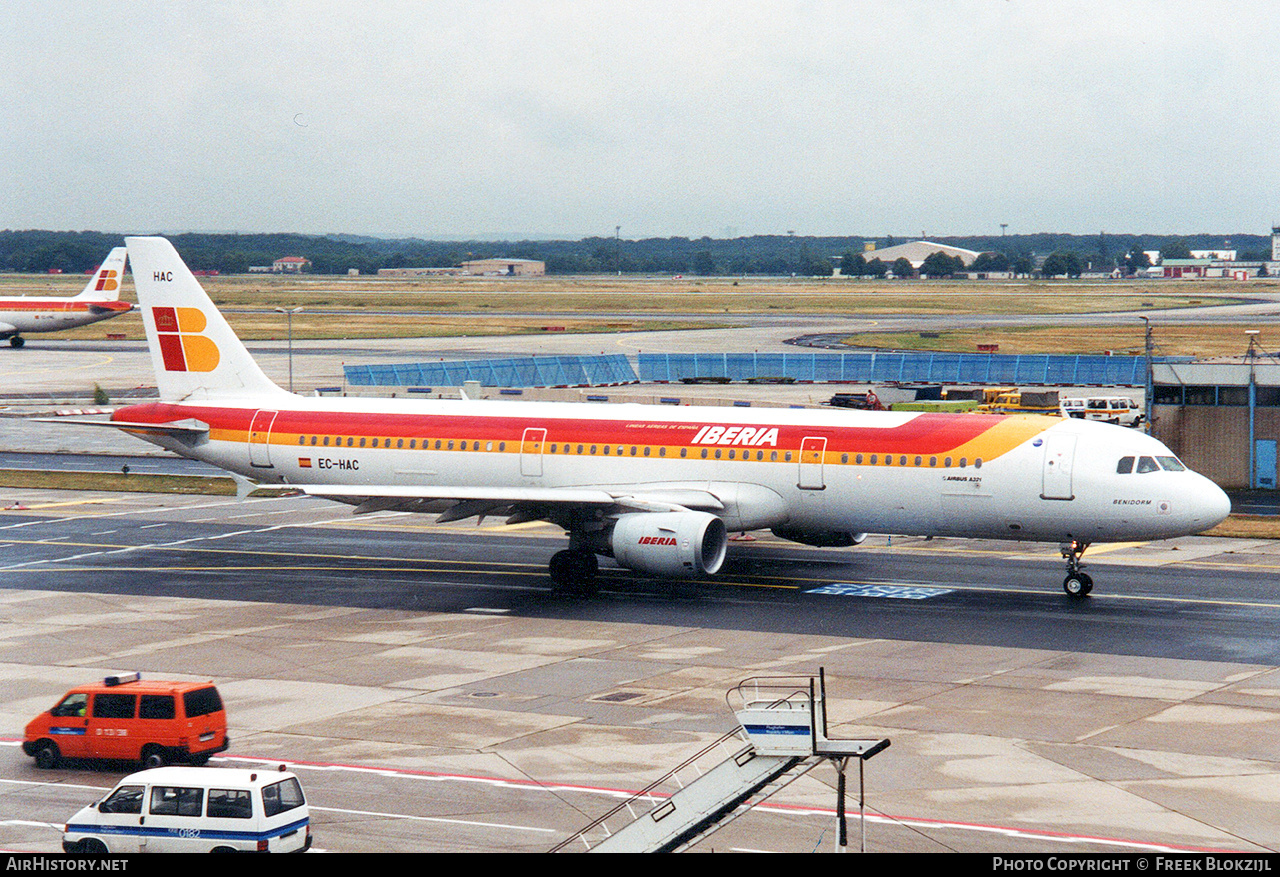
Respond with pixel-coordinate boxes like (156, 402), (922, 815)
(294, 483), (726, 522)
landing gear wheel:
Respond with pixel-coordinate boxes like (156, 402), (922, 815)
(9, 336), (24, 349)
(549, 550), (599, 596)
(1063, 572), (1093, 598)
(1060, 540), (1093, 599)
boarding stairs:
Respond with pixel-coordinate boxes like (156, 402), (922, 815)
(550, 670), (889, 853)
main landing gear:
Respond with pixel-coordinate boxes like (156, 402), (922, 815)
(1061, 540), (1092, 598)
(549, 549), (599, 596)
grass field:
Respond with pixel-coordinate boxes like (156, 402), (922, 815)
(0, 272), (1270, 352)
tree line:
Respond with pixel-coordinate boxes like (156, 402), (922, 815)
(0, 229), (1270, 277)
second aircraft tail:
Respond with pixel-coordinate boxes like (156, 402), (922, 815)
(73, 247), (128, 301)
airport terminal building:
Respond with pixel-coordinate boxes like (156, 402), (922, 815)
(1152, 358), (1280, 489)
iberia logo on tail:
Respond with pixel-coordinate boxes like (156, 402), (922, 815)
(151, 306), (220, 372)
(94, 267), (120, 293)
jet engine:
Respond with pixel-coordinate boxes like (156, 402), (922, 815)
(610, 512), (728, 578)
(771, 527), (868, 548)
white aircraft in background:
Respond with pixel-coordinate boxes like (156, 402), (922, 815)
(0, 248), (132, 348)
(79, 236), (1229, 598)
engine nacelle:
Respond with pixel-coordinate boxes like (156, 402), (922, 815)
(771, 527), (868, 548)
(611, 512), (728, 578)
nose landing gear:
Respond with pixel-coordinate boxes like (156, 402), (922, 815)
(1061, 540), (1092, 598)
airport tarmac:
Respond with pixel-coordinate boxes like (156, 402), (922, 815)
(2, 324), (1280, 854)
(1, 486), (1280, 853)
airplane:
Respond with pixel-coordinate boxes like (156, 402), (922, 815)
(76, 236), (1230, 599)
(0, 248), (133, 348)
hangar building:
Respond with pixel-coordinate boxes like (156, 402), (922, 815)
(1152, 357), (1280, 489)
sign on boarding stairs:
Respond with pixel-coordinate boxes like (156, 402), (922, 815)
(550, 670), (890, 853)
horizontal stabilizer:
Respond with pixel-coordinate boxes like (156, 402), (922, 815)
(34, 417), (210, 438)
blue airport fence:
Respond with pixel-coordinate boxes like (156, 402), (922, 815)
(345, 354), (638, 388)
(346, 352), (1164, 389)
(637, 352), (1153, 386)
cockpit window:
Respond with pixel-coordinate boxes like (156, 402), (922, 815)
(1117, 456), (1134, 474)
(1156, 456), (1186, 472)
(1136, 456), (1160, 473)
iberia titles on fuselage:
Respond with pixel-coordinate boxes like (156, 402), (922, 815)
(100, 236), (1230, 599)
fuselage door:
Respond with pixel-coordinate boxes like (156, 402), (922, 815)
(1041, 434), (1076, 500)
(248, 409), (279, 468)
(521, 427), (547, 477)
(798, 436), (827, 490)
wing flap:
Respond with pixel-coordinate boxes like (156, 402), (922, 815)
(294, 483), (728, 524)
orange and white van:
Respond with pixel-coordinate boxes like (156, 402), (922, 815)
(23, 673), (229, 769)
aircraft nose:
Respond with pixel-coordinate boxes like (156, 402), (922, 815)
(1192, 479), (1231, 530)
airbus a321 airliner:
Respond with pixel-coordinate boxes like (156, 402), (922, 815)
(93, 236), (1230, 598)
(0, 248), (132, 348)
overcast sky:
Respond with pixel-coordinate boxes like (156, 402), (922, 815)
(4, 1), (1278, 240)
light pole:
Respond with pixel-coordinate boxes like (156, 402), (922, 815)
(274, 306), (303, 392)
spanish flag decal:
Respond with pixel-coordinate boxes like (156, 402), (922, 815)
(152, 306), (220, 372)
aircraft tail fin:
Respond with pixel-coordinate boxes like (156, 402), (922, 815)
(74, 247), (128, 301)
(124, 236), (289, 404)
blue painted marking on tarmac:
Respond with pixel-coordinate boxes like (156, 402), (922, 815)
(806, 583), (952, 600)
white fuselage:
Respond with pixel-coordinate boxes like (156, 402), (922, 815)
(114, 395), (1231, 546)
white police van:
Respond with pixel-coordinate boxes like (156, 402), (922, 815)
(63, 766), (311, 853)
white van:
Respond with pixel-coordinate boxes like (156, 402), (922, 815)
(1060, 396), (1144, 427)
(63, 766), (311, 853)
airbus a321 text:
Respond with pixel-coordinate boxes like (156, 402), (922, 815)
(1, 248), (132, 348)
(72, 237), (1231, 598)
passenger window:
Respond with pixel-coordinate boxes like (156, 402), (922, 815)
(150, 786), (203, 817)
(397, 439), (404, 449)
(92, 693), (135, 720)
(1117, 456), (1135, 474)
(99, 785), (145, 815)
(207, 788), (253, 820)
(262, 778), (306, 818)
(183, 687), (224, 718)
(1136, 456), (1160, 473)
(139, 695), (175, 720)
(52, 693), (87, 718)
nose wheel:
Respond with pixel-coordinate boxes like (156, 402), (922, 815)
(1061, 540), (1092, 598)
